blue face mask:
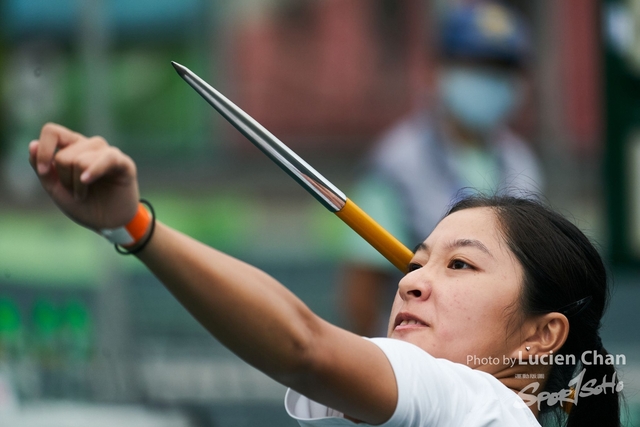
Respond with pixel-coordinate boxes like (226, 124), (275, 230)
(440, 67), (519, 133)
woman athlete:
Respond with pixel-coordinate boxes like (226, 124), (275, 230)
(29, 123), (620, 426)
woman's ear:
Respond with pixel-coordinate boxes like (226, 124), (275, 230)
(510, 313), (569, 357)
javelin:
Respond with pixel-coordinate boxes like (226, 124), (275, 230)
(172, 61), (413, 273)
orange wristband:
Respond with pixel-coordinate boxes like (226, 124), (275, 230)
(100, 203), (151, 247)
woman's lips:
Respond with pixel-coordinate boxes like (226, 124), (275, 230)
(394, 320), (428, 331)
(394, 312), (429, 331)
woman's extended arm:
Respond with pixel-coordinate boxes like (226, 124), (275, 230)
(29, 123), (397, 425)
(138, 222), (397, 423)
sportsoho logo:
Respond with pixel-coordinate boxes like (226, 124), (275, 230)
(514, 351), (624, 410)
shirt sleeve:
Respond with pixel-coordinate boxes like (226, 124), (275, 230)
(284, 338), (473, 427)
(285, 389), (349, 425)
(368, 338), (472, 427)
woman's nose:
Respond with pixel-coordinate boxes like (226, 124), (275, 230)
(397, 269), (432, 301)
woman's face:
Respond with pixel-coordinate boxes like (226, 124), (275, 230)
(388, 207), (524, 372)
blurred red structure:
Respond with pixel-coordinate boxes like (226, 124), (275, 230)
(229, 0), (429, 150)
(559, 0), (602, 155)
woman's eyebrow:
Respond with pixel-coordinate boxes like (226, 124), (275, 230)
(413, 242), (427, 254)
(445, 239), (494, 258)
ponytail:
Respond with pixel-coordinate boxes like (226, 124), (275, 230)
(566, 346), (621, 427)
(539, 341), (622, 427)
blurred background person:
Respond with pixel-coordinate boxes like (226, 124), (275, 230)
(341, 1), (543, 337)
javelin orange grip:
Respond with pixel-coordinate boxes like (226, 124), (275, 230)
(335, 198), (413, 273)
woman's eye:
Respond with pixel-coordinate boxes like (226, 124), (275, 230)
(449, 259), (472, 270)
(407, 262), (422, 272)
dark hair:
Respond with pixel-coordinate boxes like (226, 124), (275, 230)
(446, 194), (620, 427)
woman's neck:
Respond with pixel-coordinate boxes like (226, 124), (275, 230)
(494, 364), (552, 419)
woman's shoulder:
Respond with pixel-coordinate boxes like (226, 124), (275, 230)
(367, 337), (491, 386)
(367, 338), (541, 426)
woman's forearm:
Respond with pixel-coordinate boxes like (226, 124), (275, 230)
(136, 221), (320, 380)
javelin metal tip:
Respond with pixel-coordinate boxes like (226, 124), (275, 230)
(171, 61), (347, 212)
(171, 61), (187, 75)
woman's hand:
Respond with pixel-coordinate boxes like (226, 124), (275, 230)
(29, 123), (140, 230)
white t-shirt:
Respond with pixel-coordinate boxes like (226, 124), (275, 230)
(285, 338), (541, 427)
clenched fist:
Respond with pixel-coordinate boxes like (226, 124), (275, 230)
(29, 123), (140, 231)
